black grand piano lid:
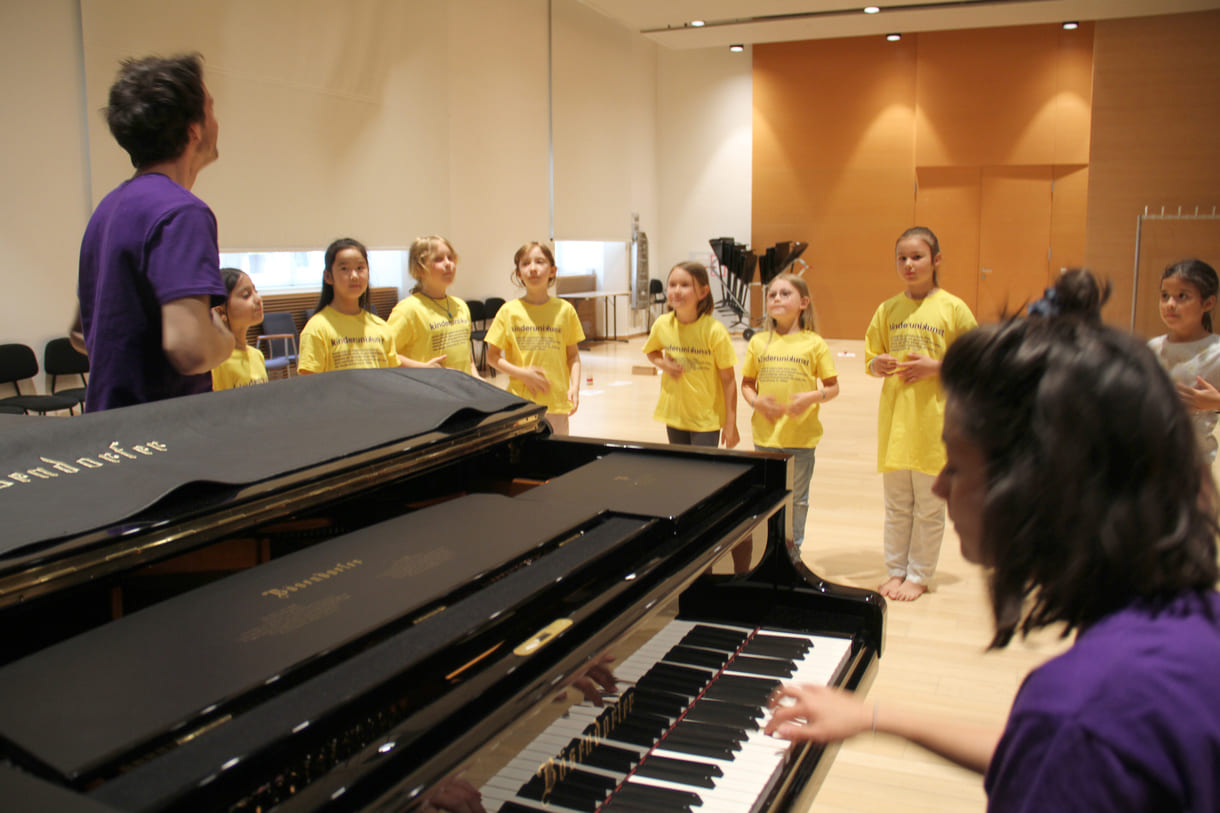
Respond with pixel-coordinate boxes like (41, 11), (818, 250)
(0, 491), (629, 782)
(0, 368), (533, 554)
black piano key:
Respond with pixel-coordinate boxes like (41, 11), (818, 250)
(701, 675), (781, 706)
(662, 645), (728, 670)
(635, 674), (702, 699)
(598, 798), (665, 813)
(496, 803), (551, 813)
(683, 624), (750, 648)
(576, 742), (639, 773)
(670, 719), (745, 749)
(726, 655), (796, 678)
(627, 688), (688, 718)
(614, 780), (703, 811)
(517, 781), (599, 811)
(740, 635), (811, 659)
(684, 699), (762, 730)
(638, 662), (712, 691)
(635, 756), (722, 787)
(559, 770), (618, 797)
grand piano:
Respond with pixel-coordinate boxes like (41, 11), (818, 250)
(0, 369), (884, 812)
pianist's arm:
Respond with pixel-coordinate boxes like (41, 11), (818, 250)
(767, 683), (1002, 775)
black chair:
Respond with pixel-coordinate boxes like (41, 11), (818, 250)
(0, 343), (80, 415)
(43, 338), (89, 414)
(257, 312), (300, 378)
(647, 278), (666, 328)
(475, 297), (505, 376)
(466, 299), (485, 371)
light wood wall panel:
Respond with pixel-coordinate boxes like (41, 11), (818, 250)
(1084, 10), (1220, 333)
(915, 25), (1093, 167)
(753, 37), (918, 339)
(754, 24), (1093, 338)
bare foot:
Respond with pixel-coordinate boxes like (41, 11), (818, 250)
(891, 580), (927, 601)
(879, 576), (904, 598)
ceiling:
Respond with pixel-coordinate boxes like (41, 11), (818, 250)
(579, 0), (1220, 48)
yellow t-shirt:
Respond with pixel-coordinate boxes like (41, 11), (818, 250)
(742, 330), (837, 449)
(210, 345), (268, 391)
(386, 293), (472, 372)
(642, 312), (738, 432)
(864, 289), (977, 475)
(298, 305), (398, 373)
(485, 297), (585, 414)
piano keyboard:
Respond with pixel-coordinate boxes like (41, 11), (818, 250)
(479, 619), (853, 813)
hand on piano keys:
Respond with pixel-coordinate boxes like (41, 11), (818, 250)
(764, 683), (874, 743)
(478, 620), (853, 813)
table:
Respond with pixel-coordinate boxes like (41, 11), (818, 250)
(558, 290), (631, 343)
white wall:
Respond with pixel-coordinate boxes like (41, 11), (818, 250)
(0, 0), (92, 370)
(1, 0), (750, 391)
(446, 0), (551, 300)
(657, 45), (753, 273)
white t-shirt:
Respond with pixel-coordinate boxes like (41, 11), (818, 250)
(1148, 333), (1220, 462)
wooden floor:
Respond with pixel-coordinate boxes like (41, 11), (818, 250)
(484, 332), (1074, 813)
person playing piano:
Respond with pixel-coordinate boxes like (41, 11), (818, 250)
(767, 315), (1220, 811)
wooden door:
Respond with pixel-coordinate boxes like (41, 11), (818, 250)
(914, 167), (981, 310)
(977, 167), (1054, 321)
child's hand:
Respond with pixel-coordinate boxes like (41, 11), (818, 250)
(656, 355), (685, 379)
(871, 353), (899, 376)
(753, 394), (786, 422)
(896, 352), (939, 383)
(424, 354), (446, 368)
(786, 390), (818, 416)
(1177, 376), (1220, 412)
(721, 422), (740, 449)
(567, 384), (580, 416)
(521, 366), (551, 395)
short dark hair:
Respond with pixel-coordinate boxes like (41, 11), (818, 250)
(317, 238), (372, 313)
(941, 318), (1219, 648)
(105, 54), (207, 169)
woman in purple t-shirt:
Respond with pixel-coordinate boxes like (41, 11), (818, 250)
(766, 316), (1220, 812)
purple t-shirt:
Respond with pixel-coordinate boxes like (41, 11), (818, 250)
(78, 173), (226, 412)
(986, 591), (1220, 812)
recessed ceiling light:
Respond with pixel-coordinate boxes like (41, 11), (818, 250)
(886, 33), (901, 42)
(864, 5), (880, 13)
(690, 19), (705, 27)
(729, 43), (745, 52)
(1062, 21), (1079, 30)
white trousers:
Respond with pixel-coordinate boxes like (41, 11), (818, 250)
(882, 469), (946, 585)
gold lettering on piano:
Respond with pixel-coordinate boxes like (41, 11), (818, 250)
(383, 547), (454, 579)
(0, 440), (169, 491)
(536, 682), (635, 801)
(260, 559), (364, 600)
(238, 594), (352, 642)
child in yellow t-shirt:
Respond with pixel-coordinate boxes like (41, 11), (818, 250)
(210, 267), (269, 390)
(742, 273), (838, 549)
(298, 238), (400, 374)
(865, 227), (977, 601)
(485, 242), (584, 435)
(643, 262), (739, 449)
(387, 235), (476, 375)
